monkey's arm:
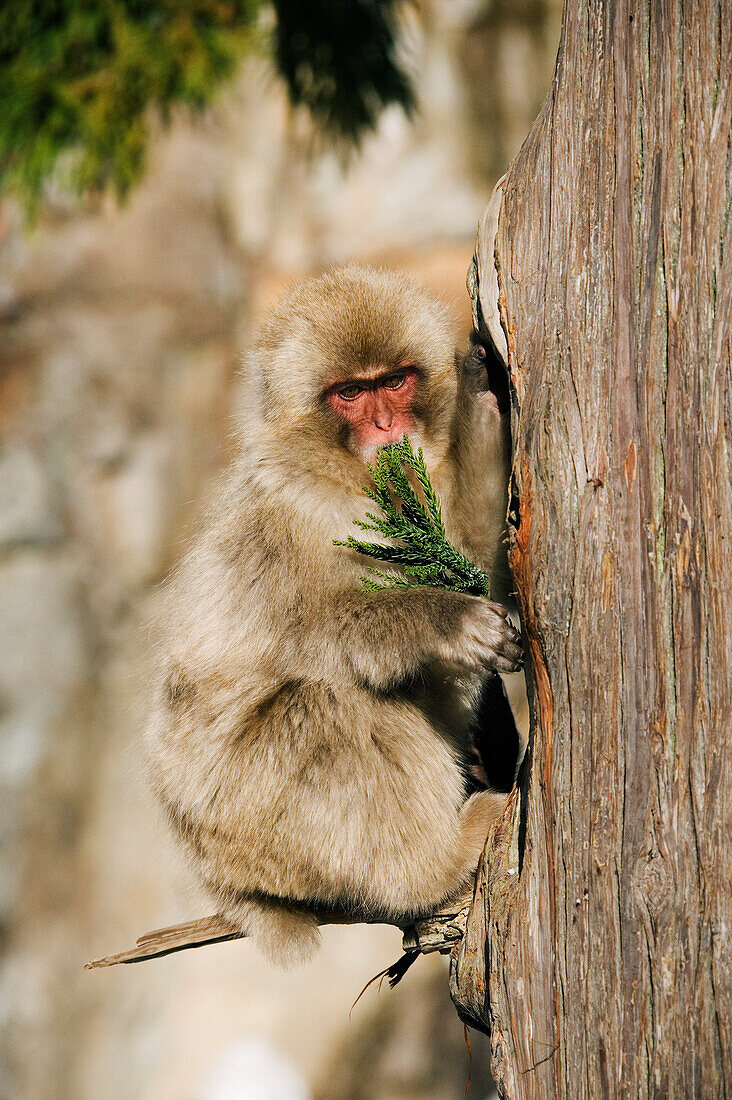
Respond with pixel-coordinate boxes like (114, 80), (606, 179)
(326, 588), (522, 690)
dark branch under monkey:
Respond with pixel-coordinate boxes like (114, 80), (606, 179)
(85, 893), (474, 970)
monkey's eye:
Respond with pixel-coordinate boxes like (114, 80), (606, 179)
(337, 383), (365, 400)
(382, 373), (406, 390)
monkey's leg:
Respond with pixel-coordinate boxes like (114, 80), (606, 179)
(456, 789), (506, 877)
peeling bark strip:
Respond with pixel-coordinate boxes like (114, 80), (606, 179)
(456, 0), (732, 1096)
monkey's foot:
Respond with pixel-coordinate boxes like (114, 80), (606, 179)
(400, 886), (475, 956)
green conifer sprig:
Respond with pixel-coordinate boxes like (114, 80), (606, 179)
(334, 437), (491, 598)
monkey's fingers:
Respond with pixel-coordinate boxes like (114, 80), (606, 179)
(461, 335), (511, 413)
(462, 608), (523, 674)
(478, 608), (523, 672)
(490, 636), (524, 674)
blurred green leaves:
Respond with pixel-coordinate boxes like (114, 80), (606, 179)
(0, 0), (414, 215)
(0, 1), (260, 212)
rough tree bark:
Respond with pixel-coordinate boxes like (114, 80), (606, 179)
(451, 1), (731, 1097)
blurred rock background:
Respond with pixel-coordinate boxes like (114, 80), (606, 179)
(0, 1), (560, 1096)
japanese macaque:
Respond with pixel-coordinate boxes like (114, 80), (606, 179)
(146, 264), (522, 964)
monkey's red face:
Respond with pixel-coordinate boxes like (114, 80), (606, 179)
(324, 367), (420, 456)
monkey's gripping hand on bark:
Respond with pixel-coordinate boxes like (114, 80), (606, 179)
(461, 333), (510, 412)
(438, 595), (522, 674)
(146, 266), (520, 966)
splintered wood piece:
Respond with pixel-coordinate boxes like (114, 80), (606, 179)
(85, 914), (243, 968)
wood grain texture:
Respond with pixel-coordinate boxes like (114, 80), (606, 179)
(455, 0), (731, 1095)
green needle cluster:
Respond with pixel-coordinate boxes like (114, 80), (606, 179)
(335, 437), (491, 597)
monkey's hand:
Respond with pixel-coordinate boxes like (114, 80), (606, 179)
(459, 333), (510, 414)
(436, 595), (522, 676)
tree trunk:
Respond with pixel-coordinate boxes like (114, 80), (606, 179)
(451, 1), (732, 1096)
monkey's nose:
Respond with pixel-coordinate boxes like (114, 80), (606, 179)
(370, 394), (394, 430)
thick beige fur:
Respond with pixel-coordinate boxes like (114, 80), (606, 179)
(146, 265), (520, 964)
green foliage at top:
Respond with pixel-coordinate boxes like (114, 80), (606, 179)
(335, 437), (492, 598)
(1, 1), (259, 212)
(0, 0), (414, 214)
